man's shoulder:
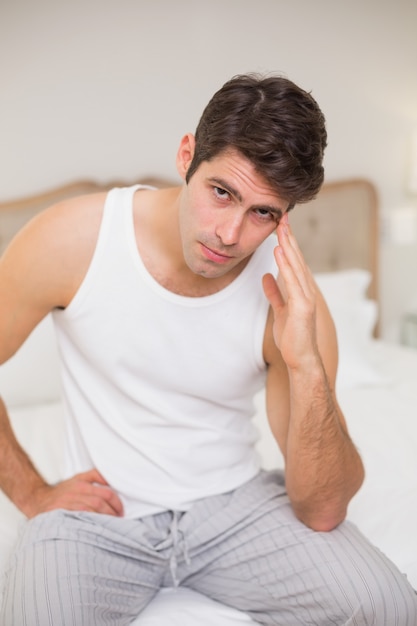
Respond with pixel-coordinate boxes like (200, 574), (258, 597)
(30, 190), (108, 250)
(2, 191), (109, 307)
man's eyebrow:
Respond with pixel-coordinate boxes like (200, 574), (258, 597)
(208, 176), (285, 217)
(209, 177), (243, 202)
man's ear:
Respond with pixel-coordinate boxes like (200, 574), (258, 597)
(176, 134), (196, 180)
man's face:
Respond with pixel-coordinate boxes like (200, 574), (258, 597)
(178, 148), (289, 279)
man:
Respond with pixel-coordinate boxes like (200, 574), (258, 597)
(0, 74), (416, 625)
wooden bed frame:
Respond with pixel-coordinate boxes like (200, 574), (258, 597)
(290, 178), (378, 302)
(0, 175), (379, 305)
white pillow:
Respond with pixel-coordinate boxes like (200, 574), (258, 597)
(0, 314), (62, 407)
(331, 300), (383, 390)
(314, 269), (371, 303)
(314, 270), (383, 391)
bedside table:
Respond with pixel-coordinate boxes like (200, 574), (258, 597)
(401, 312), (417, 349)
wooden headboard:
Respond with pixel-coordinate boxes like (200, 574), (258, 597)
(290, 178), (379, 303)
(0, 176), (379, 304)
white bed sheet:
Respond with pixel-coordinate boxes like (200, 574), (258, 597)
(339, 340), (417, 588)
(1, 339), (416, 623)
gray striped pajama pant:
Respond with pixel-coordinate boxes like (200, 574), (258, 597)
(1, 470), (416, 625)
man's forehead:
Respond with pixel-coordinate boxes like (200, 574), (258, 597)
(202, 150), (289, 211)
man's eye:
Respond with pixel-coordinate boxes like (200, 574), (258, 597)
(213, 187), (230, 200)
(254, 208), (276, 222)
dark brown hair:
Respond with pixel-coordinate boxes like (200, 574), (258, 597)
(186, 73), (327, 208)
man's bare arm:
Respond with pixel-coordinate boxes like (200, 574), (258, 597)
(0, 397), (123, 517)
(0, 193), (123, 517)
(0, 396), (47, 514)
(262, 213), (364, 531)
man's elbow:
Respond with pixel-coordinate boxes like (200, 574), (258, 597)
(294, 505), (348, 532)
(289, 461), (366, 532)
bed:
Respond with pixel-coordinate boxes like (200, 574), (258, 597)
(0, 177), (416, 624)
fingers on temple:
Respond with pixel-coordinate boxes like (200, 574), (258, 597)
(276, 221), (314, 296)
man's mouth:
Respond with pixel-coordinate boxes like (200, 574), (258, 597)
(200, 243), (234, 264)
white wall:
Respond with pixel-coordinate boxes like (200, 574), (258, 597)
(1, 0), (417, 338)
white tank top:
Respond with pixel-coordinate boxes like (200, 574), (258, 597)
(52, 185), (277, 518)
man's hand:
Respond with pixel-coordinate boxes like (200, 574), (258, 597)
(262, 213), (319, 370)
(26, 468), (124, 519)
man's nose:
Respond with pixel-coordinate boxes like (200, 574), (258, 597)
(215, 213), (244, 246)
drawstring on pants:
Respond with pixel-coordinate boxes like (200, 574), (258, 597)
(168, 510), (190, 586)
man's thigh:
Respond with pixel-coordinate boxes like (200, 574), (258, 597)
(178, 470), (417, 625)
(0, 509), (174, 626)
